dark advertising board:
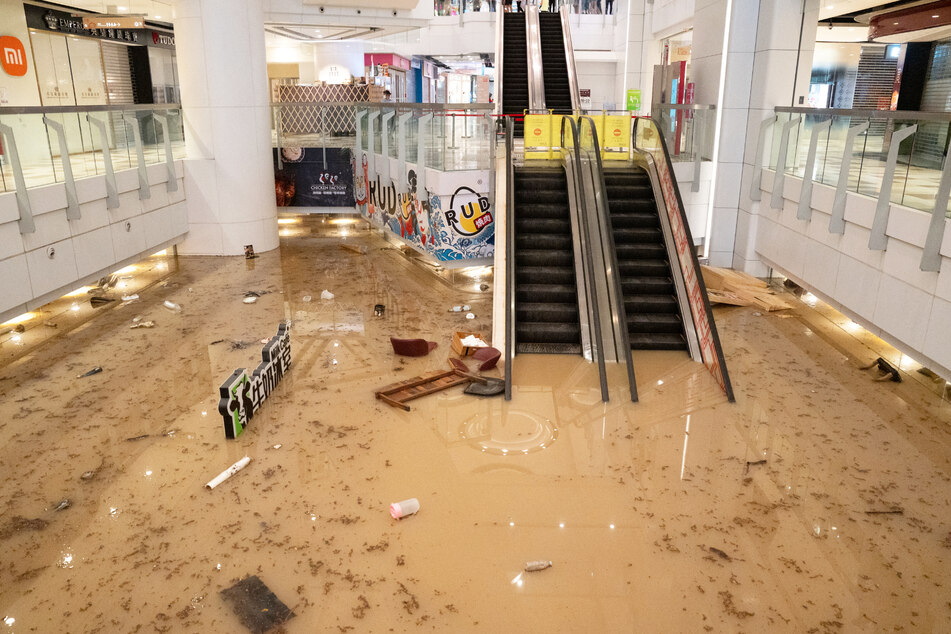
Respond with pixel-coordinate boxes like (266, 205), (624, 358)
(273, 147), (354, 208)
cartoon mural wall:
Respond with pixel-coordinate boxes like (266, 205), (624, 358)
(353, 153), (495, 263)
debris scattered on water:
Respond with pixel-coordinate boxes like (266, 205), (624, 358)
(865, 507), (904, 515)
(53, 499), (71, 512)
(302, 295), (312, 302)
(89, 296), (114, 307)
(121, 294), (139, 302)
(130, 321), (155, 329)
(220, 575), (295, 633)
(163, 300), (182, 312)
(320, 290), (334, 300)
(206, 456), (251, 490)
(243, 296), (258, 304)
(77, 367), (103, 378)
(390, 498), (420, 519)
(125, 434), (149, 442)
(744, 459), (767, 474)
(524, 560), (552, 572)
(709, 547), (731, 561)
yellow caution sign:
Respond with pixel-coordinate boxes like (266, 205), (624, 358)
(602, 114), (631, 161)
(524, 114), (553, 159)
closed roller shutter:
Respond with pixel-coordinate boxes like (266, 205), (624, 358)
(917, 41), (951, 169)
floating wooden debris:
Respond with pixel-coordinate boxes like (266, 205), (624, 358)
(865, 507), (904, 515)
(701, 265), (792, 311)
(339, 243), (368, 255)
(220, 575), (294, 634)
(375, 368), (485, 411)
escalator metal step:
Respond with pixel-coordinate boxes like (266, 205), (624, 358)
(629, 333), (687, 350)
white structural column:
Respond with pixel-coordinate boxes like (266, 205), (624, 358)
(616, 0), (647, 111)
(173, 0), (278, 255)
(689, 0), (818, 272)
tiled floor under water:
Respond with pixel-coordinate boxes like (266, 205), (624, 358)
(1, 215), (950, 632)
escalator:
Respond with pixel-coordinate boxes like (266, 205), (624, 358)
(603, 167), (689, 351)
(538, 13), (573, 115)
(513, 167), (582, 354)
(501, 13), (529, 136)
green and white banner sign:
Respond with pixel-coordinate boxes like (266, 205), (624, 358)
(218, 323), (292, 439)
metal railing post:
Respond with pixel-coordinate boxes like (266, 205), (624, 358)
(921, 153), (951, 272)
(42, 115), (80, 219)
(830, 120), (868, 234)
(151, 112), (179, 193)
(750, 115), (776, 202)
(417, 113), (432, 195)
(0, 122), (35, 233)
(797, 118), (832, 221)
(869, 124), (917, 250)
(397, 112), (412, 195)
(770, 116), (801, 211)
(86, 114), (119, 209)
(122, 113), (151, 200)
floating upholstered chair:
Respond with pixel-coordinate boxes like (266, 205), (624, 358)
(390, 337), (438, 357)
(471, 347), (501, 371)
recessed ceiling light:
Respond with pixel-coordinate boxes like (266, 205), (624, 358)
(933, 14), (940, 18)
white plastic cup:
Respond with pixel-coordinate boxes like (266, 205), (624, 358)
(389, 498), (420, 519)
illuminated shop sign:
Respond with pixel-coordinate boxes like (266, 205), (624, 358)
(217, 323), (292, 439)
(0, 36), (27, 77)
(24, 6), (175, 48)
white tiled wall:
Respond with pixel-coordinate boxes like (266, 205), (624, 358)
(757, 170), (951, 379)
(0, 161), (187, 324)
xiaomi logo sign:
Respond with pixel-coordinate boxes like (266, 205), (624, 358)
(0, 36), (28, 77)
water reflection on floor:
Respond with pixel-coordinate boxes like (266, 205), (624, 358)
(1, 215), (950, 632)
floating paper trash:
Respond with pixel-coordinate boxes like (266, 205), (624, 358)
(320, 290), (334, 300)
(220, 575), (294, 634)
(459, 335), (488, 348)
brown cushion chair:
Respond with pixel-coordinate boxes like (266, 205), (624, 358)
(390, 337), (438, 357)
(472, 346), (501, 371)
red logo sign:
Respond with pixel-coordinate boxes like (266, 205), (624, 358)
(533, 128), (541, 136)
(613, 128), (621, 137)
(152, 31), (159, 44)
(0, 36), (28, 77)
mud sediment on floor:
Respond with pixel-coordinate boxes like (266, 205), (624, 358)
(0, 216), (949, 632)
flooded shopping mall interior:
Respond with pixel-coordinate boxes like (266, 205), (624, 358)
(1, 215), (950, 632)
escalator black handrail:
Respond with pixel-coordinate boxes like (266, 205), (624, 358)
(560, 115), (609, 403)
(632, 117), (736, 402)
(578, 115), (639, 402)
(504, 115), (515, 401)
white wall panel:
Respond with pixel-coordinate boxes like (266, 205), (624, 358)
(26, 238), (78, 298)
(0, 160), (187, 323)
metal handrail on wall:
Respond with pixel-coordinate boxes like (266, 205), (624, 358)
(578, 114), (638, 401)
(504, 115), (516, 401)
(560, 115), (609, 402)
(632, 116), (735, 402)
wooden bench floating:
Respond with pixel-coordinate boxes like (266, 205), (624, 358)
(375, 368), (486, 411)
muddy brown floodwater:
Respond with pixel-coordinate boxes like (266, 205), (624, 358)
(1, 215), (950, 632)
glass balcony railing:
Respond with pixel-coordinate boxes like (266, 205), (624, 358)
(768, 107), (951, 217)
(272, 102), (495, 172)
(653, 104), (716, 165)
(0, 105), (185, 194)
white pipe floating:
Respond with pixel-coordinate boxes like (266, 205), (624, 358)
(205, 456), (251, 489)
